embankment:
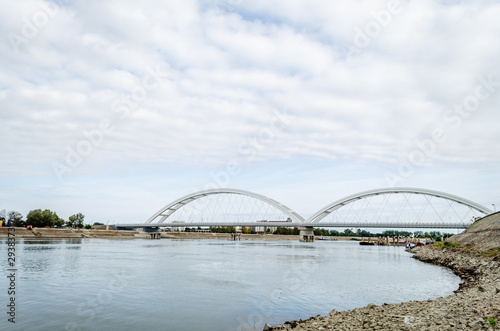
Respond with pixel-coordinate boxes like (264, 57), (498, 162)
(448, 211), (500, 251)
(0, 227), (140, 239)
(0, 227), (299, 240)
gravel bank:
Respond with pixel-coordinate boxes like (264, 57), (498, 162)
(265, 246), (500, 330)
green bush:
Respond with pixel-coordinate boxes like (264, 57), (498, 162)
(434, 241), (458, 249)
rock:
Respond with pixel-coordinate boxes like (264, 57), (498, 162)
(329, 309), (338, 316)
(263, 323), (272, 331)
(366, 303), (377, 309)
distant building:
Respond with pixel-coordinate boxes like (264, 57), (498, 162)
(252, 219), (292, 234)
(171, 221), (185, 232)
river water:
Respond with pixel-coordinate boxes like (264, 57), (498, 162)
(1, 238), (460, 330)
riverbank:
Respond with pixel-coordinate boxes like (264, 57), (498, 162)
(265, 245), (499, 330)
(0, 227), (304, 240)
(264, 212), (500, 330)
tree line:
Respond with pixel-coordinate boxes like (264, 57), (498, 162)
(0, 209), (96, 229)
(204, 226), (453, 240)
(314, 228), (454, 241)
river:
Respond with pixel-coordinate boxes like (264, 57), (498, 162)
(0, 238), (460, 330)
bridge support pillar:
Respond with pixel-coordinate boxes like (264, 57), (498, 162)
(149, 233), (161, 239)
(231, 233), (241, 241)
(299, 227), (315, 242)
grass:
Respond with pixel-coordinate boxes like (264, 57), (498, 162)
(480, 247), (500, 258)
(434, 241), (458, 249)
(489, 317), (497, 330)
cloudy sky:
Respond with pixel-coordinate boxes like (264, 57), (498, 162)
(1, 0), (499, 224)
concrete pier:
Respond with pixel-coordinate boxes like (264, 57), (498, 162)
(230, 233), (241, 241)
(149, 233), (161, 239)
(299, 227), (314, 242)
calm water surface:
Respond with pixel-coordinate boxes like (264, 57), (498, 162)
(0, 238), (460, 330)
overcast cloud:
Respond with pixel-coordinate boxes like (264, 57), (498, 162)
(1, 0), (499, 223)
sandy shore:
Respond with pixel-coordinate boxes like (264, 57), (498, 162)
(265, 245), (500, 330)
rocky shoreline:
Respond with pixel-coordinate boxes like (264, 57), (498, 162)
(265, 245), (500, 330)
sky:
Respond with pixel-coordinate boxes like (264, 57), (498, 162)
(1, 0), (499, 224)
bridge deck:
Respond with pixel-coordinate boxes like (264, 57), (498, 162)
(115, 222), (468, 229)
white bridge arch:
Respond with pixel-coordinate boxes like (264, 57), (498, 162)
(307, 187), (492, 226)
(145, 188), (306, 224)
(126, 187), (493, 229)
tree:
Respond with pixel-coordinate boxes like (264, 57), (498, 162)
(273, 227), (299, 235)
(241, 226), (252, 234)
(210, 226), (234, 233)
(314, 228), (329, 236)
(429, 231), (442, 241)
(53, 215), (64, 228)
(67, 213), (85, 228)
(7, 211), (24, 227)
(0, 209), (5, 224)
(26, 209), (61, 228)
(342, 228), (355, 237)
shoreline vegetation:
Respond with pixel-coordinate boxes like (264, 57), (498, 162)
(264, 212), (500, 330)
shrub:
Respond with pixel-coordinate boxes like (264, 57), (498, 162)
(435, 241), (458, 249)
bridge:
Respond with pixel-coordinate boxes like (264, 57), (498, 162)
(115, 187), (493, 241)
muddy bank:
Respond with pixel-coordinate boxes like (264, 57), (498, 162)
(265, 245), (500, 330)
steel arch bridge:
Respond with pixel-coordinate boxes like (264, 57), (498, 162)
(144, 188), (305, 225)
(306, 187), (492, 229)
(116, 187), (493, 229)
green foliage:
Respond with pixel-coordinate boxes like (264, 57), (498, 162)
(93, 222), (104, 226)
(382, 230), (412, 237)
(273, 227), (300, 235)
(0, 210), (25, 227)
(241, 226), (252, 234)
(480, 248), (500, 258)
(26, 209), (63, 228)
(342, 228), (356, 236)
(434, 241), (458, 249)
(209, 226), (236, 233)
(314, 228), (329, 236)
(67, 213), (85, 228)
(84, 224), (92, 229)
(429, 231), (443, 241)
(489, 317), (497, 330)
(7, 211), (25, 227)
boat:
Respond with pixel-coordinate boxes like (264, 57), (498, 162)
(359, 238), (376, 245)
